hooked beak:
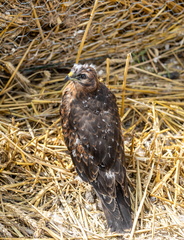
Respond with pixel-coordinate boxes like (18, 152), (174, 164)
(64, 71), (77, 83)
(64, 75), (71, 82)
(62, 71), (77, 92)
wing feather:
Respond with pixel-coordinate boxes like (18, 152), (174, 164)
(65, 84), (123, 184)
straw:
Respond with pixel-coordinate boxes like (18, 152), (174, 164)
(0, 1), (183, 239)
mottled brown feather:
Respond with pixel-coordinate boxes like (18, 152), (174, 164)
(60, 64), (132, 232)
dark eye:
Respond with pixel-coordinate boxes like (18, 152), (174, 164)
(79, 74), (87, 79)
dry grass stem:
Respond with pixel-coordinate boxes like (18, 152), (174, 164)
(0, 0), (184, 239)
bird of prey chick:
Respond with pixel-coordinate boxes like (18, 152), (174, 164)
(60, 63), (132, 233)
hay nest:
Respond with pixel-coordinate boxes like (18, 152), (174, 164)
(0, 0), (184, 239)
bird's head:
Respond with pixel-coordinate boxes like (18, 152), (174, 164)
(64, 64), (99, 93)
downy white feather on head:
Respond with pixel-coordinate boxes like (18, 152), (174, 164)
(70, 63), (105, 77)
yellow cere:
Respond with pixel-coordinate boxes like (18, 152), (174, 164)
(68, 71), (74, 77)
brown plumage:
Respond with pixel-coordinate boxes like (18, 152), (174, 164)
(60, 63), (132, 233)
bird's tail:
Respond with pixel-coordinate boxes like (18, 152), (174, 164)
(98, 183), (132, 233)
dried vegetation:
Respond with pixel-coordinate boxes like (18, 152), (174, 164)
(0, 0), (184, 239)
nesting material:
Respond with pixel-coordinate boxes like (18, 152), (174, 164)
(0, 0), (184, 239)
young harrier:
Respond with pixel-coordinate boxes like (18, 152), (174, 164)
(60, 63), (132, 233)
